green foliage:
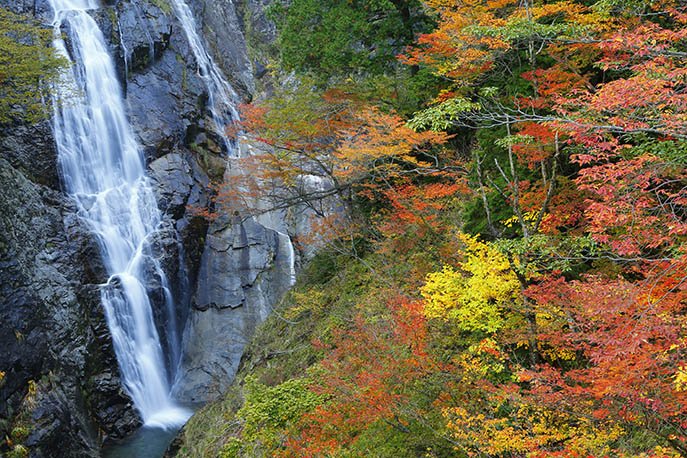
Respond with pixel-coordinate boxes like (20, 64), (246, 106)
(408, 97), (481, 131)
(623, 138), (687, 165)
(462, 193), (510, 237)
(6, 444), (28, 458)
(148, 0), (171, 14)
(493, 234), (597, 279)
(10, 425), (29, 442)
(467, 18), (592, 43)
(591, 0), (656, 16)
(175, 393), (244, 458)
(3, 380), (37, 457)
(0, 7), (67, 123)
(299, 249), (344, 285)
(235, 376), (323, 450)
(215, 376), (324, 457)
(268, 0), (428, 81)
(253, 76), (327, 142)
(329, 67), (443, 117)
(342, 421), (437, 457)
(265, 0), (440, 114)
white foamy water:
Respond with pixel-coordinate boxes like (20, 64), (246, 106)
(49, 0), (190, 427)
(169, 0), (240, 155)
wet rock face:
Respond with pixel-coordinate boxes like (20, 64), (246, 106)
(114, 0), (172, 74)
(172, 214), (294, 402)
(109, 0), (203, 163)
(149, 153), (196, 219)
(116, 0), (297, 407)
(0, 0), (54, 20)
(0, 0), (211, 453)
(147, 149), (211, 305)
(0, 158), (140, 456)
(113, 0), (255, 160)
(0, 121), (60, 189)
(1, 0), (287, 453)
(197, 0), (254, 97)
(195, 215), (280, 311)
(131, 0), (330, 407)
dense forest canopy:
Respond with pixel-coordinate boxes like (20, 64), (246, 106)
(176, 0), (687, 456)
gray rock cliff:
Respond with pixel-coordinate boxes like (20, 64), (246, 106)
(0, 0), (312, 454)
(0, 153), (140, 456)
(172, 212), (294, 402)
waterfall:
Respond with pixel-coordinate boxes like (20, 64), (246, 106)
(49, 0), (190, 428)
(169, 0), (297, 281)
(169, 0), (240, 155)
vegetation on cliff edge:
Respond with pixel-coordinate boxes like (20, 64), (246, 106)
(0, 7), (66, 124)
(180, 0), (687, 455)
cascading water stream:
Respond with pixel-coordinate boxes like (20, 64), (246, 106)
(169, 0), (240, 156)
(169, 0), (297, 284)
(49, 0), (190, 428)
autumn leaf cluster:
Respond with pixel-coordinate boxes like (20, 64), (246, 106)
(183, 0), (687, 456)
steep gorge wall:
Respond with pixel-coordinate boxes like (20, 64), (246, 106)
(0, 0), (286, 455)
(0, 132), (140, 456)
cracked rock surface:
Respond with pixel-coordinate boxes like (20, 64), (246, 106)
(172, 213), (294, 402)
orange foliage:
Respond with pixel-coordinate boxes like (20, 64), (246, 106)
(576, 155), (687, 255)
(282, 296), (438, 456)
(524, 267), (687, 451)
(335, 107), (450, 181)
(198, 86), (460, 251)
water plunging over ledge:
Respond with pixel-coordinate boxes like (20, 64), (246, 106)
(168, 0), (297, 281)
(169, 0), (240, 156)
(49, 0), (190, 428)
(48, 0), (297, 452)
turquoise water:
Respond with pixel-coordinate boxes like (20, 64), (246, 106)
(103, 425), (182, 458)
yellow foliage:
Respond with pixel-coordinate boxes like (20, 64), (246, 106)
(443, 405), (532, 455)
(443, 403), (624, 456)
(457, 337), (507, 379)
(674, 365), (687, 392)
(284, 289), (328, 320)
(502, 211), (541, 228)
(540, 344), (577, 362)
(421, 233), (519, 333)
(27, 380), (37, 397)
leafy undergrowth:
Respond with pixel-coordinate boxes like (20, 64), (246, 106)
(176, 0), (687, 455)
(175, 248), (436, 457)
